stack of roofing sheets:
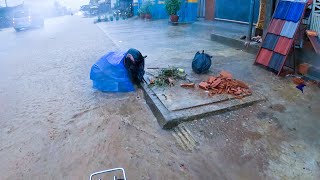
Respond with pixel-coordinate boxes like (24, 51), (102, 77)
(255, 0), (307, 73)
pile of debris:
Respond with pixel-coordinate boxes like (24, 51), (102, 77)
(197, 71), (252, 98)
(150, 67), (186, 87)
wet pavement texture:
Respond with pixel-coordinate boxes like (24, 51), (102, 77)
(142, 68), (264, 129)
(0, 16), (319, 179)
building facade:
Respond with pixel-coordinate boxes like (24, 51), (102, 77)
(134, 0), (260, 23)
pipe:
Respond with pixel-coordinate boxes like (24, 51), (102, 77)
(214, 18), (257, 25)
(246, 0), (255, 42)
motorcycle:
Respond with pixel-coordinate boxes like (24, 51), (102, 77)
(90, 168), (127, 180)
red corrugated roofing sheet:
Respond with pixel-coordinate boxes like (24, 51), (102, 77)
(274, 37), (294, 55)
(268, 19), (285, 35)
(256, 48), (273, 66)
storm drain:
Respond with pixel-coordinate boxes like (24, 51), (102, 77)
(172, 124), (199, 151)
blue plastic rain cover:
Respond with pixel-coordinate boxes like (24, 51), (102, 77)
(90, 52), (135, 92)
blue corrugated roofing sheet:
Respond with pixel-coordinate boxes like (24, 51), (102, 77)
(268, 53), (286, 72)
(274, 1), (291, 20)
(262, 33), (280, 50)
(280, 21), (298, 38)
(286, 2), (305, 22)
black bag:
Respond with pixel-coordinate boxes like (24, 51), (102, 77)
(192, 50), (212, 74)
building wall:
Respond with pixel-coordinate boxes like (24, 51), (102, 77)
(215, 0), (260, 23)
(135, 0), (198, 22)
(178, 0), (198, 22)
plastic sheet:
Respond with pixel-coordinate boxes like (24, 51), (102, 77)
(192, 51), (212, 74)
(90, 52), (135, 92)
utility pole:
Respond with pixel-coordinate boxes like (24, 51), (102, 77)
(246, 0), (255, 42)
(5, 0), (8, 7)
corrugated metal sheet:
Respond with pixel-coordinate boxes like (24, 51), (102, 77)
(286, 2), (305, 22)
(256, 48), (273, 66)
(274, 37), (294, 55)
(311, 0), (320, 38)
(280, 21), (298, 38)
(268, 53), (285, 72)
(274, 1), (291, 20)
(268, 19), (285, 35)
(262, 33), (280, 50)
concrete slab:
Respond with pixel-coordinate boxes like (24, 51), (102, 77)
(142, 70), (265, 129)
(196, 20), (260, 54)
(155, 85), (234, 111)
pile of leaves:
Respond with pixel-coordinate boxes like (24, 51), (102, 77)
(150, 67), (186, 87)
(198, 71), (252, 98)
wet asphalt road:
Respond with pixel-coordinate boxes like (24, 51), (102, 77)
(0, 15), (194, 180)
(0, 16), (114, 178)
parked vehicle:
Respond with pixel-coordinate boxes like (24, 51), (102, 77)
(13, 10), (44, 31)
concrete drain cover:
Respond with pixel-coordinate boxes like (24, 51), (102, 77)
(154, 84), (249, 111)
(142, 74), (265, 129)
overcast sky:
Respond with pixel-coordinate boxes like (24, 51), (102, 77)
(0, 0), (89, 9)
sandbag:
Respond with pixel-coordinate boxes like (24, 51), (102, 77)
(192, 50), (212, 74)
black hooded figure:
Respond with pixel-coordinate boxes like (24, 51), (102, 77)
(124, 48), (145, 83)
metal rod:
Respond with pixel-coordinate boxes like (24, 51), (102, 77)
(214, 18), (257, 25)
(247, 0), (255, 42)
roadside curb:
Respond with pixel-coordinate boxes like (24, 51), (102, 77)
(210, 33), (260, 54)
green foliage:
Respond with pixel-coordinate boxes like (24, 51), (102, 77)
(151, 67), (186, 87)
(164, 0), (181, 15)
(138, 0), (153, 14)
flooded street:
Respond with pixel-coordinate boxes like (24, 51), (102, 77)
(0, 16), (178, 179)
(0, 16), (226, 180)
(1, 16), (320, 179)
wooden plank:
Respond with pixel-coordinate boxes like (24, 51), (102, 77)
(306, 30), (320, 54)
